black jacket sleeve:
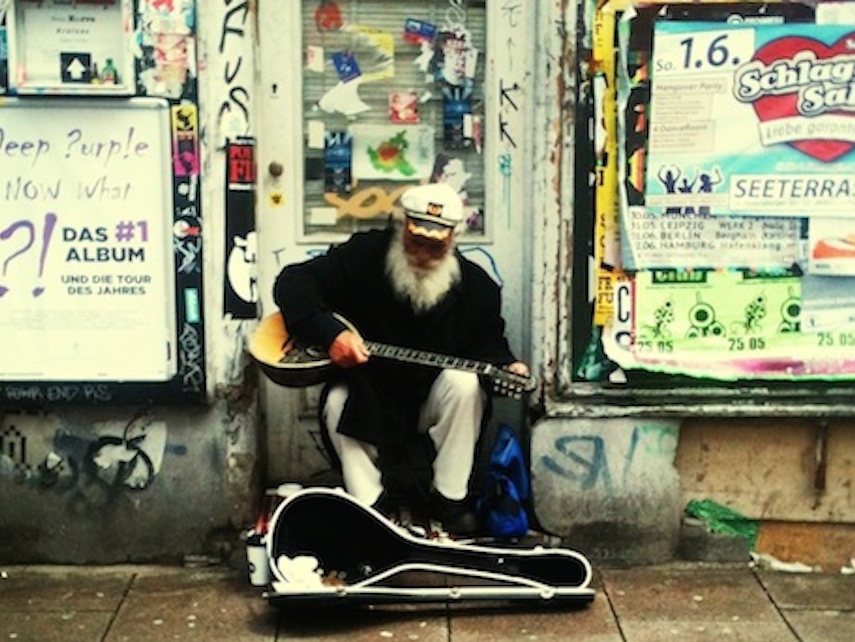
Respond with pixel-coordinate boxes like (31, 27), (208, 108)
(272, 251), (349, 350)
(272, 231), (389, 350)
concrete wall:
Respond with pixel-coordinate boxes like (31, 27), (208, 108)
(677, 417), (855, 569)
(677, 418), (855, 523)
(530, 414), (855, 569)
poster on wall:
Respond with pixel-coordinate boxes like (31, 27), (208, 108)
(602, 267), (855, 381)
(645, 21), (855, 217)
(6, 0), (135, 96)
(592, 13), (855, 383)
(621, 206), (802, 270)
(224, 139), (257, 320)
(349, 124), (435, 181)
(0, 99), (176, 381)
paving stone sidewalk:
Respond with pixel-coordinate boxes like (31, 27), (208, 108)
(1, 562), (854, 641)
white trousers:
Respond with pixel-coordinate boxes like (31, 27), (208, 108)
(322, 370), (486, 507)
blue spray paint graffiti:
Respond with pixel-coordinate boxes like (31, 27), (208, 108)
(540, 423), (677, 494)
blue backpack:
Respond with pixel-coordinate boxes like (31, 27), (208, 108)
(477, 424), (530, 538)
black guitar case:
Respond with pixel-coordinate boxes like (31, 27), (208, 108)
(264, 487), (595, 606)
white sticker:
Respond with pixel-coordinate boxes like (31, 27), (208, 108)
(309, 207), (338, 226)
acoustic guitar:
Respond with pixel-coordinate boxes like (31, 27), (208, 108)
(248, 312), (537, 398)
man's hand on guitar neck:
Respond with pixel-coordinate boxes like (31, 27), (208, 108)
(329, 330), (370, 368)
(506, 361), (530, 378)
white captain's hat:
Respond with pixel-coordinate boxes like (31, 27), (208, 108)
(400, 183), (465, 240)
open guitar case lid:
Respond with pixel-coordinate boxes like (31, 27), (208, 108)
(264, 487), (596, 607)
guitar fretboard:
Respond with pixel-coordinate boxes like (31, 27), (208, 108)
(363, 341), (536, 397)
(365, 342), (496, 377)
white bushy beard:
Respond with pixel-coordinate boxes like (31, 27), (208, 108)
(385, 226), (461, 313)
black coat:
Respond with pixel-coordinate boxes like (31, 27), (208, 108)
(273, 228), (517, 448)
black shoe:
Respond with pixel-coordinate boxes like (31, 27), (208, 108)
(430, 491), (481, 537)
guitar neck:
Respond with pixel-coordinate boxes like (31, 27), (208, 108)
(364, 341), (497, 378)
(363, 341), (537, 397)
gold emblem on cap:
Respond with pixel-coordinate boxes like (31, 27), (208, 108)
(426, 201), (444, 217)
(407, 220), (451, 240)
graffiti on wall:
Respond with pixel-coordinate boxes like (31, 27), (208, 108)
(179, 322), (204, 392)
(0, 412), (185, 511)
(539, 422), (678, 494)
(0, 384), (113, 404)
(495, 0), (524, 228)
(216, 0), (253, 143)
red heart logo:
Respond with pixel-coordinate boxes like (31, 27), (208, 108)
(751, 35), (855, 162)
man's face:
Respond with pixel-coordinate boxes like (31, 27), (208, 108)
(402, 221), (453, 270)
